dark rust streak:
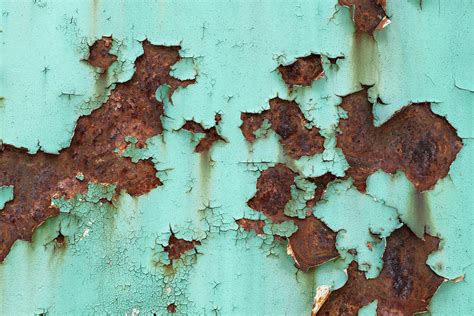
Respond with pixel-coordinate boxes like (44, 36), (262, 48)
(241, 98), (325, 159)
(278, 54), (324, 87)
(0, 39), (194, 262)
(318, 226), (444, 315)
(337, 88), (462, 192)
(242, 164), (338, 271)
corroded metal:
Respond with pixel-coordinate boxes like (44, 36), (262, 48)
(0, 39), (193, 262)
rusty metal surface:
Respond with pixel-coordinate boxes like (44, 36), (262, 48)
(318, 226), (445, 315)
(0, 39), (193, 262)
(337, 88), (462, 192)
(278, 54), (324, 87)
(339, 0), (387, 33)
(243, 164), (338, 271)
(241, 98), (325, 159)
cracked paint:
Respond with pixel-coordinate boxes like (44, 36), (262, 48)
(0, 0), (473, 315)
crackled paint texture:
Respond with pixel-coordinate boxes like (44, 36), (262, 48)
(0, 0), (473, 315)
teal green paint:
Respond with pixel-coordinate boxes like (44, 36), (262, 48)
(0, 0), (473, 315)
(358, 300), (378, 316)
(0, 185), (13, 210)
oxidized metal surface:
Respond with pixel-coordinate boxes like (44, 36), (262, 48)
(339, 0), (387, 33)
(337, 88), (462, 192)
(181, 114), (225, 152)
(0, 39), (193, 262)
(244, 164), (338, 271)
(241, 98), (325, 159)
(318, 226), (445, 315)
(278, 54), (324, 87)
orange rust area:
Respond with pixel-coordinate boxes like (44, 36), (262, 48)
(278, 54), (324, 87)
(164, 234), (200, 261)
(318, 226), (444, 315)
(339, 0), (387, 33)
(181, 114), (225, 152)
(242, 164), (338, 271)
(86, 36), (117, 69)
(0, 39), (194, 262)
(337, 89), (462, 192)
(240, 98), (325, 159)
(166, 303), (177, 313)
(235, 218), (266, 235)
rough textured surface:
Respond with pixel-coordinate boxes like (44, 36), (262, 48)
(244, 164), (338, 271)
(181, 114), (224, 152)
(318, 226), (445, 315)
(0, 40), (192, 262)
(241, 99), (325, 159)
(278, 54), (324, 87)
(0, 1), (472, 315)
(337, 88), (462, 192)
(339, 0), (387, 33)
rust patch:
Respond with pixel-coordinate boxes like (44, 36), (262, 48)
(241, 98), (325, 159)
(318, 226), (444, 315)
(337, 89), (462, 192)
(235, 218), (266, 235)
(164, 233), (200, 261)
(181, 114), (225, 152)
(243, 164), (338, 270)
(86, 36), (117, 69)
(166, 303), (177, 313)
(339, 0), (387, 33)
(278, 54), (324, 87)
(0, 39), (194, 262)
(306, 173), (337, 209)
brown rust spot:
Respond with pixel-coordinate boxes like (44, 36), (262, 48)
(164, 233), (200, 261)
(339, 0), (387, 33)
(181, 114), (225, 153)
(0, 39), (194, 262)
(337, 88), (462, 192)
(166, 303), (177, 313)
(318, 226), (444, 315)
(235, 218), (266, 235)
(241, 98), (325, 159)
(86, 36), (117, 70)
(243, 164), (338, 270)
(278, 54), (324, 87)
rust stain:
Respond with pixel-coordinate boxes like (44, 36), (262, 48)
(85, 36), (116, 69)
(278, 54), (324, 87)
(318, 226), (444, 315)
(164, 233), (200, 261)
(242, 164), (338, 271)
(0, 39), (194, 262)
(337, 88), (462, 192)
(235, 218), (266, 235)
(181, 114), (225, 152)
(241, 98), (325, 159)
(339, 0), (387, 33)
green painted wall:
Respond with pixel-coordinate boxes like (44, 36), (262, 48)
(0, 0), (472, 315)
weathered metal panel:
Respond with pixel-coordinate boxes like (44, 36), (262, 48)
(0, 0), (472, 315)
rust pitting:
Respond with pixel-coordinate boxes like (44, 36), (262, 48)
(164, 233), (200, 261)
(241, 164), (338, 271)
(241, 98), (325, 159)
(0, 38), (195, 262)
(318, 226), (445, 315)
(337, 88), (462, 192)
(85, 36), (117, 70)
(339, 0), (388, 34)
(181, 114), (225, 153)
(278, 54), (324, 87)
